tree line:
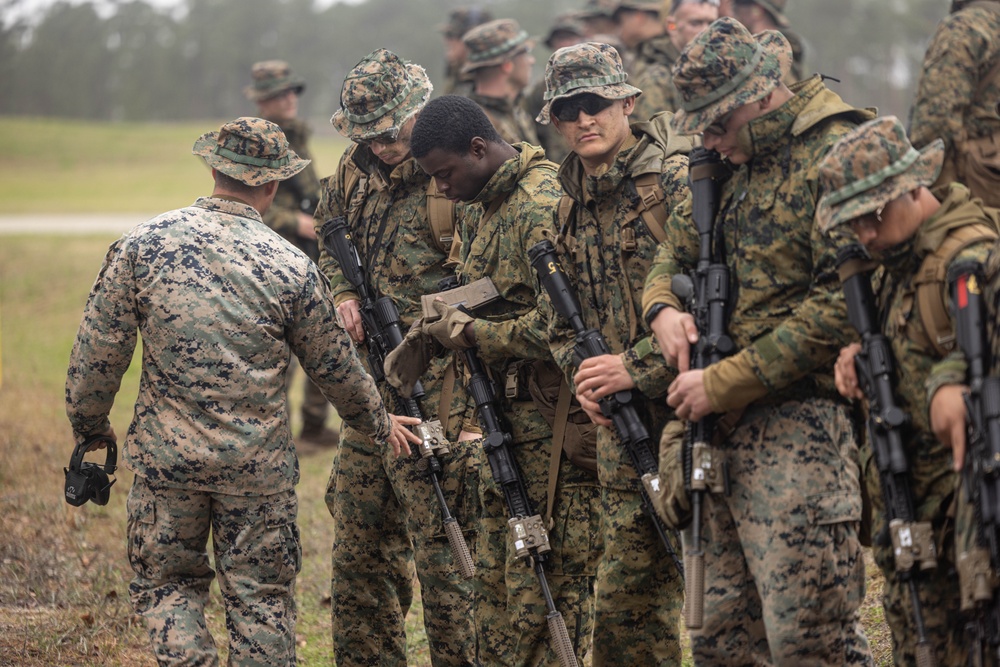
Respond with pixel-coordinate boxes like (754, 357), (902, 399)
(0, 0), (953, 126)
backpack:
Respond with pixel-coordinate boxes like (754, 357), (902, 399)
(341, 148), (455, 256)
(910, 220), (1000, 356)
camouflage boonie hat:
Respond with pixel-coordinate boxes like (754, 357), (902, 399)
(671, 17), (791, 135)
(461, 19), (533, 74)
(243, 60), (305, 102)
(330, 48), (432, 143)
(439, 6), (494, 38)
(544, 15), (586, 49)
(816, 116), (944, 233)
(537, 41), (642, 124)
(192, 117), (310, 187)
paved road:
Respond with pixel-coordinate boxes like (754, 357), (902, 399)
(0, 214), (156, 235)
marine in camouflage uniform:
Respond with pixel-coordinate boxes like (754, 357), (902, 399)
(630, 0), (720, 121)
(405, 94), (601, 666)
(643, 18), (874, 664)
(909, 0), (1000, 208)
(462, 19), (540, 146)
(317, 50), (478, 666)
(538, 42), (691, 666)
(439, 6), (494, 98)
(244, 59), (338, 449)
(65, 117), (400, 667)
(817, 116), (998, 666)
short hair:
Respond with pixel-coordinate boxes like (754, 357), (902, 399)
(214, 171), (262, 197)
(411, 95), (503, 159)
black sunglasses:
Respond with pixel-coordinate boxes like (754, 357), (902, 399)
(357, 130), (400, 147)
(551, 94), (615, 122)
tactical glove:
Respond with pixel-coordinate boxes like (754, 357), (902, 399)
(383, 320), (439, 398)
(644, 420), (692, 530)
(423, 300), (476, 350)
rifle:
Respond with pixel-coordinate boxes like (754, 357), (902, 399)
(287, 175), (320, 261)
(446, 289), (578, 667)
(527, 239), (684, 579)
(950, 260), (1000, 666)
(668, 146), (732, 629)
(838, 243), (936, 667)
(320, 216), (475, 580)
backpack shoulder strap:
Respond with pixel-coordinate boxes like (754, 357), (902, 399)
(915, 222), (998, 355)
(426, 178), (456, 256)
(629, 171), (668, 245)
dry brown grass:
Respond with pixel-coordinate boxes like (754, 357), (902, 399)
(0, 233), (892, 666)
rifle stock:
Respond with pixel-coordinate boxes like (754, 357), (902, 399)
(838, 243), (936, 667)
(528, 239), (684, 580)
(320, 216), (474, 580)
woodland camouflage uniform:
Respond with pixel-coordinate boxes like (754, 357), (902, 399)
(448, 143), (601, 666)
(66, 117), (394, 667)
(538, 42), (691, 666)
(909, 0), (1000, 208)
(318, 50), (477, 666)
(439, 6), (493, 98)
(817, 116), (998, 667)
(643, 18), (875, 664)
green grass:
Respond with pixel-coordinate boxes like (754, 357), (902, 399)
(0, 117), (350, 214)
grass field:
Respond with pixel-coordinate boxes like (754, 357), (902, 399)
(0, 117), (892, 665)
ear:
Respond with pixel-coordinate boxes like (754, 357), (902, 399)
(500, 60), (514, 75)
(264, 180), (279, 198)
(470, 136), (489, 159)
(622, 95), (636, 116)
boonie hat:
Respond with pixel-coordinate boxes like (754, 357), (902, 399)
(461, 19), (533, 74)
(330, 48), (433, 143)
(439, 6), (494, 38)
(816, 116), (945, 233)
(537, 41), (642, 124)
(192, 117), (310, 187)
(243, 60), (305, 102)
(670, 17), (791, 135)
(575, 0), (621, 20)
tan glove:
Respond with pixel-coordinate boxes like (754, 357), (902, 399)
(383, 319), (439, 398)
(642, 420), (692, 530)
(423, 300), (476, 351)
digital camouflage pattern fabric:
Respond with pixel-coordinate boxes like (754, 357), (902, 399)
(543, 112), (691, 665)
(460, 18), (532, 74)
(669, 17), (791, 135)
(909, 0), (1000, 207)
(66, 189), (393, 665)
(452, 143), (600, 666)
(537, 42), (643, 125)
(261, 117), (321, 245)
(331, 48), (433, 143)
(643, 71), (876, 663)
(315, 137), (477, 665)
(67, 196), (391, 492)
(192, 117), (310, 187)
(243, 59), (305, 102)
(817, 115), (998, 666)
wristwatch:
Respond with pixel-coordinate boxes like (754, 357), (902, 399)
(644, 302), (669, 328)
